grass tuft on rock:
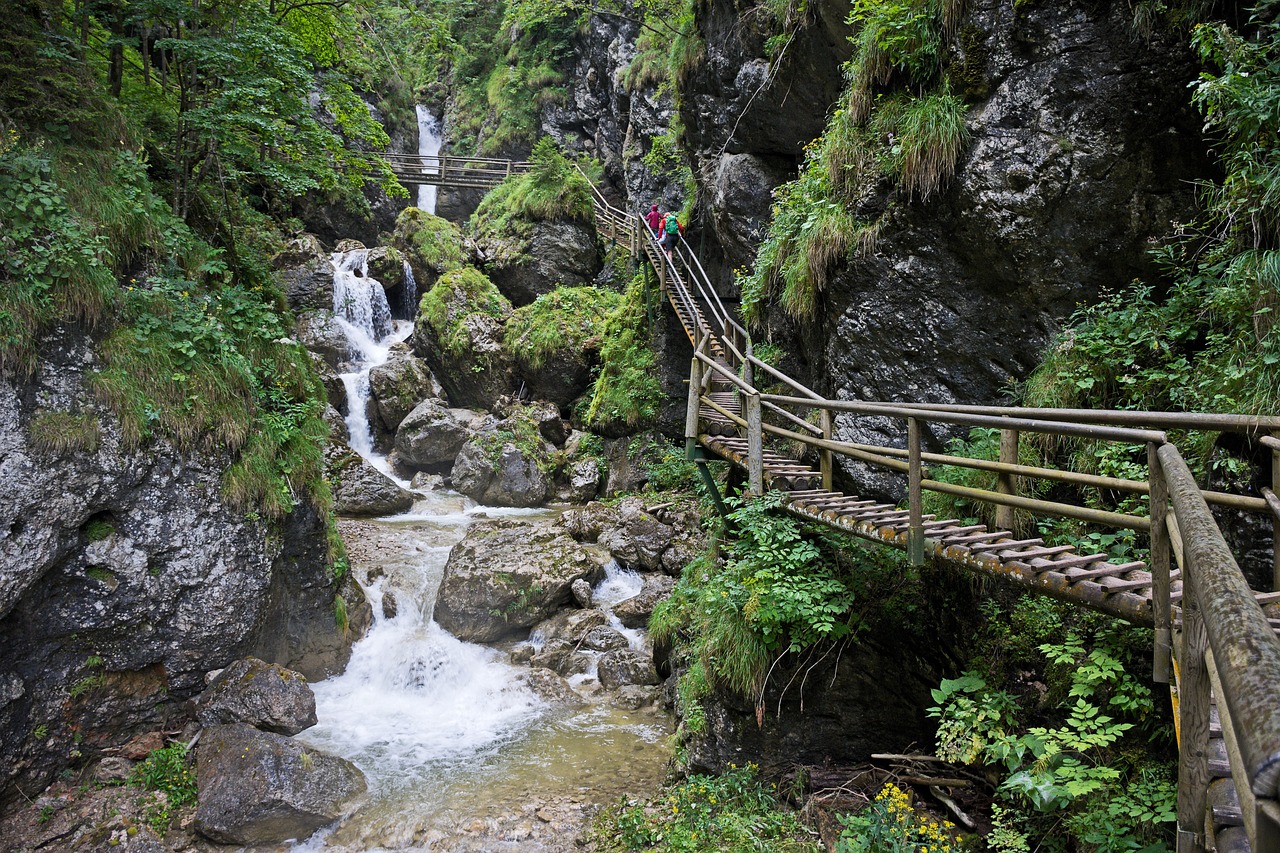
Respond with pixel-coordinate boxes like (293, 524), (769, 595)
(504, 286), (622, 370)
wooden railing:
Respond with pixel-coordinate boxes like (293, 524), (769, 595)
(384, 153), (533, 189)
(598, 198), (1280, 853)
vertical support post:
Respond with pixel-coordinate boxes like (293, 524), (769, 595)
(658, 251), (667, 293)
(686, 340), (706, 454)
(1272, 432), (1279, 591)
(908, 417), (925, 566)
(746, 392), (764, 496)
(996, 424), (1020, 531)
(1176, 563), (1211, 853)
(1149, 441), (1172, 684)
(743, 340), (754, 391)
(820, 409), (834, 492)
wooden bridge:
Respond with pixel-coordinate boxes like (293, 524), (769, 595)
(582, 173), (1280, 853)
(385, 153), (532, 190)
(386, 151), (1280, 851)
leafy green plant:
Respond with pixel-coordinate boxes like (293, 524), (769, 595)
(590, 763), (818, 852)
(587, 273), (662, 433)
(130, 743), (196, 834)
(835, 782), (961, 852)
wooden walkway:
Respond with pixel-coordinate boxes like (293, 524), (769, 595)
(385, 153), (531, 190)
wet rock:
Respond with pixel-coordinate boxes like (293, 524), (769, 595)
(369, 351), (443, 434)
(195, 658), (317, 736)
(365, 246), (404, 292)
(385, 208), (466, 290)
(612, 685), (659, 711)
(410, 270), (516, 410)
(597, 649), (659, 689)
(328, 447), (415, 517)
(532, 608), (609, 645)
(557, 459), (602, 504)
(525, 401), (569, 446)
(394, 400), (483, 470)
(529, 640), (592, 677)
(296, 311), (353, 370)
(451, 439), (551, 508)
(434, 521), (608, 642)
(612, 575), (676, 629)
(195, 723), (366, 846)
(510, 644), (537, 665)
(322, 403), (349, 443)
(410, 471), (445, 492)
(597, 498), (674, 572)
(559, 502), (616, 542)
(276, 235), (336, 314)
(381, 590), (398, 620)
(581, 626), (629, 652)
(309, 352), (348, 414)
(570, 578), (593, 609)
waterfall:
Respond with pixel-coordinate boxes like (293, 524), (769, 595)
(399, 259), (417, 321)
(415, 105), (442, 214)
(331, 248), (410, 484)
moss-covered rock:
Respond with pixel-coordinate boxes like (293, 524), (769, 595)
(505, 286), (622, 408)
(386, 207), (466, 290)
(411, 267), (515, 409)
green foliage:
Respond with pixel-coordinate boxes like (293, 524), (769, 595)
(29, 411), (101, 454)
(130, 743), (196, 834)
(472, 137), (595, 248)
(930, 597), (1176, 849)
(591, 763), (818, 852)
(587, 273), (663, 433)
(393, 208), (465, 276)
(420, 267), (512, 359)
(504, 286), (622, 370)
(835, 782), (961, 852)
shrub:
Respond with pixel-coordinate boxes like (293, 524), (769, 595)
(586, 273), (663, 433)
(836, 783), (962, 852)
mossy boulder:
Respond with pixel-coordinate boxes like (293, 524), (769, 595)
(386, 207), (466, 290)
(368, 349), (443, 434)
(411, 267), (515, 410)
(504, 286), (622, 408)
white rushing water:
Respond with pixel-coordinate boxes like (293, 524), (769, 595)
(331, 248), (412, 486)
(415, 105), (442, 214)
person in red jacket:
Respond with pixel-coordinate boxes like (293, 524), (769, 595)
(644, 203), (663, 239)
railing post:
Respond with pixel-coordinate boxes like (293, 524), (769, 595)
(746, 392), (764, 496)
(1177, 560), (1211, 853)
(658, 251), (667, 293)
(743, 339), (754, 390)
(821, 410), (834, 492)
(1149, 441), (1172, 684)
(1271, 432), (1279, 590)
(908, 417), (925, 566)
(996, 423), (1019, 531)
(686, 339), (706, 453)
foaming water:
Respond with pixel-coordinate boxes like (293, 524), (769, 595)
(593, 561), (647, 650)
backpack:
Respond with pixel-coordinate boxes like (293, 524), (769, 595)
(664, 214), (680, 235)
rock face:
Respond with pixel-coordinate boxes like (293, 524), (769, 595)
(451, 439), (551, 508)
(368, 350), (443, 436)
(410, 274), (516, 410)
(0, 328), (361, 806)
(195, 723), (366, 845)
(276, 235), (336, 314)
(195, 658), (317, 736)
(678, 0), (1209, 497)
(434, 521), (609, 642)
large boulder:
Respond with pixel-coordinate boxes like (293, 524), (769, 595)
(274, 234), (335, 314)
(597, 649), (659, 689)
(434, 521), (609, 642)
(195, 723), (366, 845)
(368, 350), (443, 435)
(597, 498), (675, 572)
(476, 220), (603, 307)
(296, 311), (352, 371)
(530, 608), (609, 645)
(328, 448), (414, 517)
(393, 400), (485, 470)
(451, 439), (552, 508)
(385, 207), (466, 291)
(411, 268), (516, 410)
(195, 658), (317, 736)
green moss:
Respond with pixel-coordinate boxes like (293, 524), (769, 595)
(420, 267), (512, 358)
(84, 519), (115, 542)
(504, 286), (622, 370)
(586, 274), (662, 433)
(29, 411), (101, 454)
(392, 207), (465, 276)
(470, 138), (595, 256)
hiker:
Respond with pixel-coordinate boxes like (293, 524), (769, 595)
(661, 210), (682, 261)
(644, 203), (663, 240)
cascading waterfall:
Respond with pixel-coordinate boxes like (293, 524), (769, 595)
(415, 105), (442, 214)
(399, 259), (417, 321)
